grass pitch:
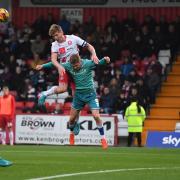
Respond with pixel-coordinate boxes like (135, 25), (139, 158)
(0, 145), (180, 180)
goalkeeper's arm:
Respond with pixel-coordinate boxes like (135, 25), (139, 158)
(35, 62), (54, 70)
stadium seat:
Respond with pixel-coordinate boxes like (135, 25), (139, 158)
(158, 49), (171, 67)
(158, 49), (171, 58)
(10, 91), (17, 97)
(15, 101), (25, 113)
(25, 102), (35, 108)
(158, 56), (170, 67)
(63, 102), (72, 110)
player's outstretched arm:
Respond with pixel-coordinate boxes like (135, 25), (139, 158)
(86, 43), (99, 64)
(51, 52), (65, 76)
(98, 56), (111, 65)
(104, 56), (110, 64)
(35, 62), (54, 70)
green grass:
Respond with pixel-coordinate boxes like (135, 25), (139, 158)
(0, 145), (180, 180)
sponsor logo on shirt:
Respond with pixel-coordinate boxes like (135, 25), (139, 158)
(68, 40), (72, 45)
(59, 47), (66, 54)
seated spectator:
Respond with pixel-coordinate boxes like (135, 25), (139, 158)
(144, 68), (160, 104)
(100, 87), (114, 114)
(31, 34), (45, 56)
(127, 86), (139, 104)
(58, 14), (71, 34)
(113, 91), (128, 115)
(128, 69), (139, 85)
(26, 83), (36, 102)
(120, 57), (134, 77)
(122, 78), (132, 98)
(114, 69), (125, 88)
(19, 33), (32, 59)
(52, 103), (63, 114)
(108, 78), (120, 98)
(136, 78), (150, 111)
(29, 52), (44, 70)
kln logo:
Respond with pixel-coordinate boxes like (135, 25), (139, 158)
(67, 120), (111, 131)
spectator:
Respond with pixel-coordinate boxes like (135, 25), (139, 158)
(105, 15), (120, 36)
(31, 34), (45, 56)
(128, 69), (139, 85)
(26, 83), (36, 102)
(144, 68), (160, 104)
(122, 12), (138, 32)
(52, 103), (63, 114)
(19, 33), (32, 59)
(83, 16), (96, 35)
(113, 91), (128, 115)
(29, 52), (44, 70)
(8, 34), (20, 57)
(108, 78), (120, 98)
(136, 78), (150, 111)
(100, 87), (114, 114)
(120, 57), (134, 77)
(32, 15), (46, 37)
(114, 69), (125, 88)
(58, 14), (71, 34)
(122, 78), (132, 98)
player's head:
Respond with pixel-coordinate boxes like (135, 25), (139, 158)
(2, 86), (9, 96)
(70, 54), (81, 71)
(49, 24), (64, 41)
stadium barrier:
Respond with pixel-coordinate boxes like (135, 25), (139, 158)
(146, 131), (180, 148)
(15, 114), (118, 146)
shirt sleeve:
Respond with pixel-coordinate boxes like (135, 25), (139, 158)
(85, 58), (107, 70)
(42, 62), (54, 69)
(61, 62), (69, 71)
(72, 34), (87, 47)
(11, 95), (15, 119)
(51, 42), (58, 53)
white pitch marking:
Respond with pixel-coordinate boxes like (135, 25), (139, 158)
(27, 167), (180, 180)
(2, 150), (179, 157)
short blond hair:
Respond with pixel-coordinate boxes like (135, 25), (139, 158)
(70, 54), (80, 65)
(49, 24), (63, 36)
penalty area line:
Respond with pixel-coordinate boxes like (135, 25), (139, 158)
(27, 166), (180, 180)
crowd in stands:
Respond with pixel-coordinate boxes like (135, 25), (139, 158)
(0, 13), (179, 115)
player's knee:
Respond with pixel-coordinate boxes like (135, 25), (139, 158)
(93, 113), (100, 120)
(56, 86), (67, 93)
(7, 122), (12, 129)
(69, 116), (76, 123)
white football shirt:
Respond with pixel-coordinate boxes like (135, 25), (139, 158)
(51, 34), (87, 63)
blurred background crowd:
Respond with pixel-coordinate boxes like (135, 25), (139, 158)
(0, 13), (179, 115)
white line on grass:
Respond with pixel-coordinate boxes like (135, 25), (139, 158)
(2, 150), (179, 157)
(27, 167), (180, 180)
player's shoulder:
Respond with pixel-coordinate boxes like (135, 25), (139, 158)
(62, 61), (71, 68)
(82, 59), (93, 65)
(82, 58), (91, 62)
(66, 34), (78, 40)
(52, 41), (58, 46)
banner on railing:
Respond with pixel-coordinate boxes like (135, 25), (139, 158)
(146, 131), (180, 148)
(15, 115), (118, 146)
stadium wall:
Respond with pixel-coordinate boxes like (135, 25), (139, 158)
(12, 0), (180, 28)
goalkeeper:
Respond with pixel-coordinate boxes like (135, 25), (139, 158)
(39, 54), (110, 149)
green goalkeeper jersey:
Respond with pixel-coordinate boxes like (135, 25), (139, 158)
(42, 58), (107, 93)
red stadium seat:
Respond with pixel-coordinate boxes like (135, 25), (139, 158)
(63, 102), (72, 110)
(25, 102), (35, 108)
(15, 101), (25, 113)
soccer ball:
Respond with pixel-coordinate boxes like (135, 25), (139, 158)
(0, 8), (9, 23)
